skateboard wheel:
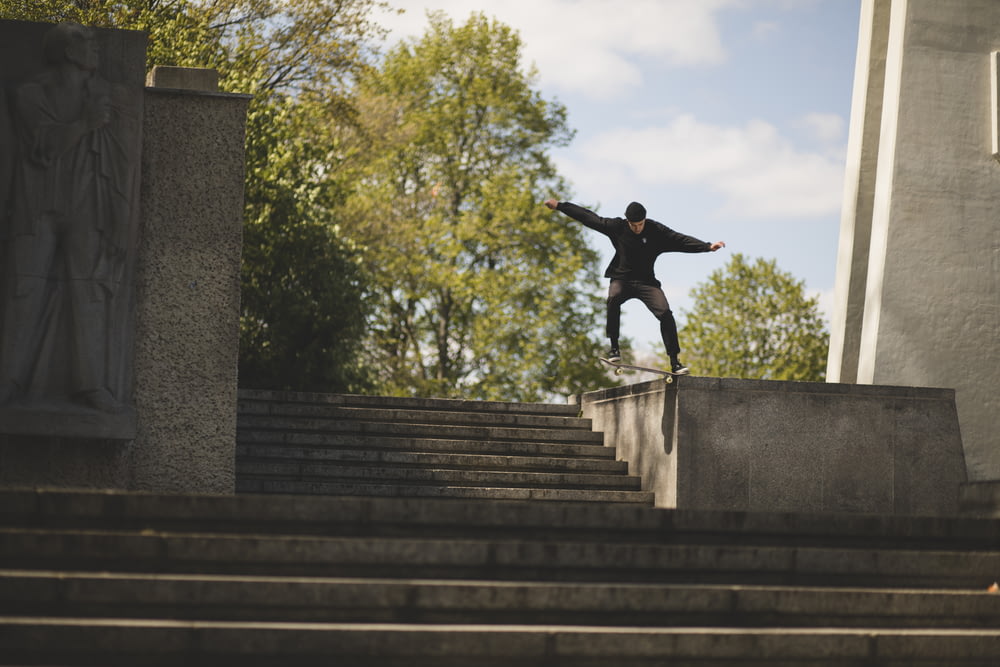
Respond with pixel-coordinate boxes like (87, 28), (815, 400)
(615, 368), (624, 375)
(665, 375), (673, 384)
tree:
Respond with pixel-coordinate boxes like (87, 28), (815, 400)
(162, 0), (387, 392)
(342, 11), (614, 401)
(1, 0), (386, 392)
(677, 253), (829, 381)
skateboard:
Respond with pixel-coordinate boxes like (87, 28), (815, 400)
(599, 358), (685, 384)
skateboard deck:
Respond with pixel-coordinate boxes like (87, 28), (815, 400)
(599, 358), (685, 384)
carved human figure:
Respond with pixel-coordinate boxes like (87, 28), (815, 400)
(0, 22), (138, 412)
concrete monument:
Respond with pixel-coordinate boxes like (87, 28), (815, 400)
(829, 0), (1000, 481)
(0, 21), (143, 435)
(0, 19), (249, 494)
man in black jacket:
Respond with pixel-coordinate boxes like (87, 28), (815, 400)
(544, 198), (725, 374)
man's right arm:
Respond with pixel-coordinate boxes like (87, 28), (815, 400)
(544, 199), (613, 234)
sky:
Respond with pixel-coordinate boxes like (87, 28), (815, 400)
(375, 0), (863, 355)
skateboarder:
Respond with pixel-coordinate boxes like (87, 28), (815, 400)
(544, 198), (725, 374)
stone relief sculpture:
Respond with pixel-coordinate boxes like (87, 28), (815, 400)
(0, 22), (140, 413)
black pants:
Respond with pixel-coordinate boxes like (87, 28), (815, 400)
(606, 279), (681, 357)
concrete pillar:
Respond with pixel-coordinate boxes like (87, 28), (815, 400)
(828, 0), (892, 385)
(828, 0), (1000, 480)
(133, 74), (249, 493)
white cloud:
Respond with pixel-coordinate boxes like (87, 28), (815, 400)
(375, 2), (850, 222)
(376, 0), (739, 98)
(798, 112), (846, 146)
(571, 113), (845, 220)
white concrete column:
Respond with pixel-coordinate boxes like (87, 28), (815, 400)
(832, 0), (1000, 480)
(828, 0), (893, 383)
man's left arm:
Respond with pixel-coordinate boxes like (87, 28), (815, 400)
(656, 223), (726, 253)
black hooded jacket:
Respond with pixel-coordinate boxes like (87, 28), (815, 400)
(556, 201), (712, 287)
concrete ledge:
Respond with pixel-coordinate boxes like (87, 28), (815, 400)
(581, 377), (967, 516)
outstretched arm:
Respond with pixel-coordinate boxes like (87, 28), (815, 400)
(655, 224), (727, 253)
(543, 199), (614, 234)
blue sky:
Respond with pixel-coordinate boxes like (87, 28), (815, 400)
(377, 0), (862, 355)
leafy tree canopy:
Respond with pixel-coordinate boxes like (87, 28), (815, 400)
(678, 253), (829, 381)
(342, 11), (615, 400)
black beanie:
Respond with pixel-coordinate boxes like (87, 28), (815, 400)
(625, 202), (646, 222)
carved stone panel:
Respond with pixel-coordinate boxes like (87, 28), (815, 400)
(0, 20), (146, 438)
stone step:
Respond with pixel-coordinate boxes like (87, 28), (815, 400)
(4, 487), (999, 663)
(234, 480), (654, 503)
(4, 570), (999, 629)
(236, 444), (627, 474)
(235, 462), (642, 491)
(239, 403), (593, 431)
(238, 416), (606, 446)
(235, 392), (621, 509)
(2, 527), (997, 588)
(3, 617), (999, 666)
(238, 389), (583, 418)
(9, 366), (1000, 667)
(236, 431), (615, 459)
(4, 490), (999, 550)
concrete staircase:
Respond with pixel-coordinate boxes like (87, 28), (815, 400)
(235, 389), (654, 505)
(1, 390), (999, 665)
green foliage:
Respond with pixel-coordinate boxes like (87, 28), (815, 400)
(678, 253), (829, 381)
(343, 12), (614, 400)
(1, 0), (147, 25)
(163, 0), (386, 393)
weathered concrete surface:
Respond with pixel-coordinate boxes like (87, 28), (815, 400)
(131, 83), (249, 493)
(581, 376), (967, 516)
(959, 481), (1000, 517)
(828, 0), (1000, 481)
